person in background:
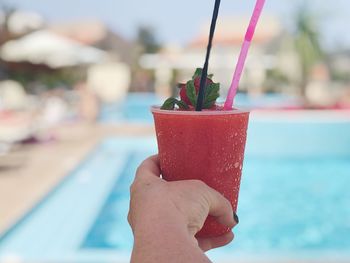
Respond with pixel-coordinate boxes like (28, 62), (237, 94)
(128, 155), (238, 263)
(75, 82), (100, 123)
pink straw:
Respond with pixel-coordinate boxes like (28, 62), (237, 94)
(224, 0), (266, 110)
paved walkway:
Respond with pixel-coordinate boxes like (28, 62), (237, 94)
(0, 122), (153, 234)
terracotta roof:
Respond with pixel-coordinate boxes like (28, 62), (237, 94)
(49, 20), (107, 45)
(189, 16), (282, 48)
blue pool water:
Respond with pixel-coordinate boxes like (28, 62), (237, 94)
(1, 133), (350, 262)
(99, 93), (301, 123)
(83, 146), (350, 254)
(99, 93), (162, 123)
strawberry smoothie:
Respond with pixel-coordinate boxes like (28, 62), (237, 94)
(152, 107), (249, 238)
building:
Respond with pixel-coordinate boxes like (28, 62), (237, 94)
(49, 20), (136, 65)
(140, 16), (284, 97)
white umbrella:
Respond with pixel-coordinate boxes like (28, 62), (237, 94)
(0, 30), (107, 68)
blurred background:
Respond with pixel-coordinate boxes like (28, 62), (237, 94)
(0, 0), (349, 262)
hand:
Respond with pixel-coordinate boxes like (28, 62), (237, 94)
(128, 155), (238, 252)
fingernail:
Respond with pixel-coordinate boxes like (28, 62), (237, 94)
(233, 212), (239, 224)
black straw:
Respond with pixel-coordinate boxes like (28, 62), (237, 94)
(195, 0), (221, 111)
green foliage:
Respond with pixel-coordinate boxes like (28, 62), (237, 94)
(160, 68), (220, 110)
(161, 98), (189, 110)
(137, 26), (161, 54)
(203, 82), (220, 108)
(294, 4), (324, 94)
(192, 68), (213, 80)
(264, 69), (290, 93)
(192, 68), (202, 80)
(331, 70), (350, 83)
(5, 67), (84, 91)
(185, 80), (197, 107)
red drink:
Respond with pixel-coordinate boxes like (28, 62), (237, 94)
(152, 107), (250, 238)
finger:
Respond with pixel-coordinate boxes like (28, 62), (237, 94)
(136, 155), (161, 178)
(197, 231), (234, 252)
(202, 184), (236, 228)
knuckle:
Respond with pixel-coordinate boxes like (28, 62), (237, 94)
(127, 212), (132, 225)
(129, 182), (135, 193)
(135, 165), (143, 176)
(129, 180), (140, 195)
(189, 179), (207, 189)
(136, 159), (149, 176)
(187, 221), (202, 235)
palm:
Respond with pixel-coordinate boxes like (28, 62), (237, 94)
(294, 4), (323, 95)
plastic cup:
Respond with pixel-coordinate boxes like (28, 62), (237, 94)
(151, 107), (250, 238)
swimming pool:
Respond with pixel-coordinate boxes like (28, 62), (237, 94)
(1, 114), (350, 262)
(99, 93), (302, 123)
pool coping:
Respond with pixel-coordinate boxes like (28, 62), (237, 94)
(0, 144), (100, 243)
(0, 123), (155, 235)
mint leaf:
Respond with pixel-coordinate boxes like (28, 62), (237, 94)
(163, 69), (219, 110)
(192, 68), (202, 80)
(161, 98), (189, 110)
(192, 68), (214, 80)
(176, 100), (189, 110)
(203, 82), (220, 109)
(161, 98), (177, 110)
(186, 80), (197, 107)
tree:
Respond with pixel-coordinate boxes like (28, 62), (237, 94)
(294, 3), (324, 96)
(137, 26), (161, 54)
(0, 1), (16, 45)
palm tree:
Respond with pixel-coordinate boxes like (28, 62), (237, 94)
(0, 2), (16, 45)
(137, 26), (161, 54)
(294, 4), (324, 96)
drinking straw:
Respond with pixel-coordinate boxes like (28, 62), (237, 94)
(196, 0), (221, 111)
(224, 0), (266, 110)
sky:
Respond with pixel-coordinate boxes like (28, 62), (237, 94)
(4, 0), (350, 50)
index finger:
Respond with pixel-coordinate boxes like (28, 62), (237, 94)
(202, 184), (236, 228)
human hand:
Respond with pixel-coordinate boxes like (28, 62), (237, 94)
(128, 155), (238, 252)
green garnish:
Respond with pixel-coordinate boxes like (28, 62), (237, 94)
(160, 68), (220, 110)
